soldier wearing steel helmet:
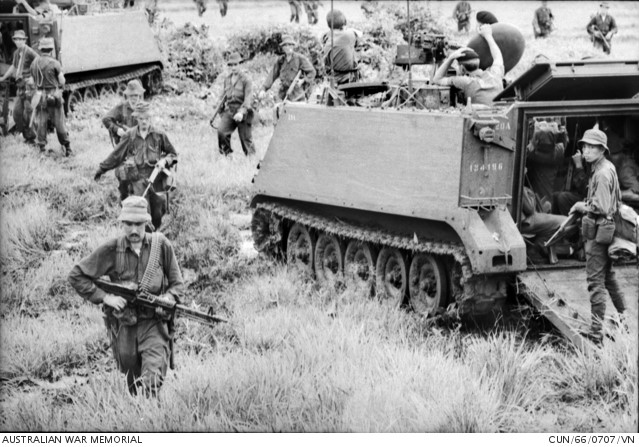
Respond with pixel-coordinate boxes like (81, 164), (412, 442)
(321, 9), (362, 85)
(569, 128), (626, 346)
(30, 37), (71, 155)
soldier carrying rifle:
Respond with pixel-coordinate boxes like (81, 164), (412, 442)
(587, 1), (617, 55)
(68, 196), (184, 397)
(94, 102), (178, 230)
(102, 80), (145, 200)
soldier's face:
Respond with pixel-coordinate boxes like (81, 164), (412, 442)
(13, 37), (26, 49)
(228, 62), (239, 74)
(126, 94), (141, 108)
(121, 221), (146, 243)
(281, 44), (294, 56)
(582, 143), (606, 163)
(138, 115), (151, 132)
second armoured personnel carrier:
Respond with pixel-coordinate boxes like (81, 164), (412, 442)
(251, 59), (639, 349)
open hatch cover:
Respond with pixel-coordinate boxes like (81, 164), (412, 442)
(495, 59), (639, 101)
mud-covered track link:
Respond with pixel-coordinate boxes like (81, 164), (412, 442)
(252, 202), (508, 316)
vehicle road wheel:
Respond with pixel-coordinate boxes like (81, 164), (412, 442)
(286, 223), (316, 276)
(375, 247), (407, 306)
(344, 240), (377, 294)
(66, 90), (83, 114)
(99, 83), (115, 97)
(314, 233), (344, 284)
(83, 86), (98, 102)
(408, 253), (448, 316)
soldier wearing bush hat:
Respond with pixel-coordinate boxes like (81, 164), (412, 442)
(587, 1), (617, 55)
(215, 51), (256, 156)
(68, 195), (184, 397)
(432, 24), (504, 106)
(569, 127), (625, 346)
(30, 36), (71, 155)
(0, 29), (38, 145)
(321, 9), (362, 85)
(95, 101), (178, 230)
(259, 35), (316, 101)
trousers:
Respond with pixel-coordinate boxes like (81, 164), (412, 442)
(34, 91), (70, 150)
(585, 238), (626, 337)
(106, 315), (171, 396)
(217, 109), (255, 156)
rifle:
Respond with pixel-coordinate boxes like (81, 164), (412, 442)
(283, 70), (303, 102)
(142, 157), (174, 197)
(208, 92), (227, 130)
(544, 212), (579, 247)
(591, 26), (611, 53)
(94, 278), (228, 327)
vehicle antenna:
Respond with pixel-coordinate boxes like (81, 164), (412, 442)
(330, 0), (334, 88)
(407, 0), (412, 95)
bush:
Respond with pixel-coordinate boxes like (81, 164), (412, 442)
(156, 20), (225, 85)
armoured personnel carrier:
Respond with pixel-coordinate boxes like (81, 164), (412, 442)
(251, 58), (639, 349)
(0, 4), (162, 132)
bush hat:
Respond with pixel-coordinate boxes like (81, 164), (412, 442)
(124, 79), (145, 96)
(13, 30), (27, 40)
(476, 11), (498, 25)
(131, 101), (151, 117)
(38, 37), (55, 50)
(457, 49), (480, 62)
(579, 129), (609, 152)
(279, 36), (296, 47)
(118, 196), (151, 223)
(226, 52), (243, 65)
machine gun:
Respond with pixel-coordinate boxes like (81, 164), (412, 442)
(208, 92), (227, 130)
(94, 278), (228, 327)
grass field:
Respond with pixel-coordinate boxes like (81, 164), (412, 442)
(0, 0), (638, 433)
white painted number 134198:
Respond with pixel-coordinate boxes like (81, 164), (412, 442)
(470, 162), (503, 172)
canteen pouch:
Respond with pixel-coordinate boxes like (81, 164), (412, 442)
(595, 219), (615, 245)
(115, 159), (139, 182)
(581, 215), (596, 240)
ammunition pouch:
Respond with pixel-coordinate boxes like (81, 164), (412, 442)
(581, 215), (596, 240)
(115, 159), (140, 182)
(595, 219), (615, 245)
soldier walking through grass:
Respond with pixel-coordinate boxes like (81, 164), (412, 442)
(94, 102), (178, 230)
(569, 128), (626, 346)
(533, 1), (554, 38)
(453, 1), (472, 33)
(0, 29), (37, 145)
(587, 1), (617, 55)
(216, 52), (255, 156)
(260, 35), (316, 101)
(68, 196), (184, 397)
(102, 79), (144, 200)
(30, 37), (71, 156)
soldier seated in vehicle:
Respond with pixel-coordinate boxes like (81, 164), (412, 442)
(526, 119), (568, 205)
(432, 24), (504, 106)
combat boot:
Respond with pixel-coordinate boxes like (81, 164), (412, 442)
(64, 144), (72, 157)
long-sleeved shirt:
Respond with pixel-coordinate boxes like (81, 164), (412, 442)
(102, 101), (137, 144)
(453, 1), (471, 22)
(97, 124), (177, 178)
(222, 71), (253, 115)
(68, 233), (184, 307)
(586, 157), (621, 220)
(10, 45), (38, 80)
(263, 52), (315, 100)
(587, 13), (617, 36)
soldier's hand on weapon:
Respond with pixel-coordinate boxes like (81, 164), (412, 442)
(93, 169), (103, 181)
(570, 201), (588, 215)
(233, 111), (243, 122)
(103, 293), (127, 311)
(116, 127), (126, 137)
(572, 152), (584, 170)
(155, 293), (176, 319)
(605, 31), (613, 40)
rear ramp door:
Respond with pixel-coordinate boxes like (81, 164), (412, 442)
(517, 264), (638, 351)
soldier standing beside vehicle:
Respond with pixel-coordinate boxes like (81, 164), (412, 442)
(0, 29), (37, 145)
(102, 79), (144, 200)
(321, 10), (361, 85)
(30, 37), (71, 156)
(68, 196), (184, 397)
(569, 129), (626, 346)
(94, 102), (178, 230)
(453, 1), (472, 33)
(216, 52), (255, 156)
(533, 1), (554, 39)
(587, 2), (617, 55)
(432, 24), (504, 106)
(259, 36), (316, 101)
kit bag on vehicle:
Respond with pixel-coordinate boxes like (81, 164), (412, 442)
(614, 204), (638, 245)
